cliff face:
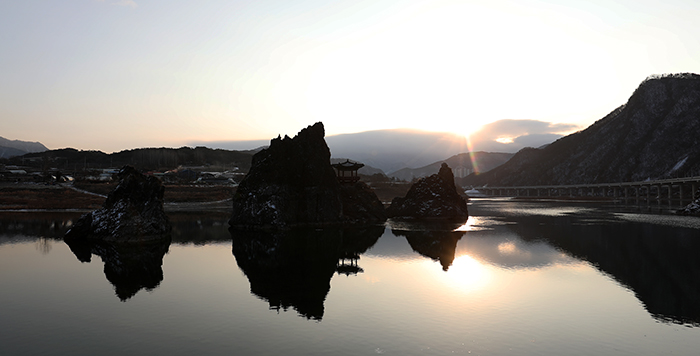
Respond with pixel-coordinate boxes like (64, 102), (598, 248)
(465, 73), (700, 186)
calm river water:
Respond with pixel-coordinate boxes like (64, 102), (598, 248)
(2, 198), (700, 355)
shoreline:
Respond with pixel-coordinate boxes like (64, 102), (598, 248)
(0, 182), (235, 212)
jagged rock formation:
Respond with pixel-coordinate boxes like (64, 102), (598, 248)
(386, 163), (468, 220)
(340, 182), (387, 224)
(229, 122), (385, 229)
(464, 73), (700, 186)
(64, 166), (171, 242)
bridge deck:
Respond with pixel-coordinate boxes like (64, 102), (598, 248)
(476, 176), (700, 207)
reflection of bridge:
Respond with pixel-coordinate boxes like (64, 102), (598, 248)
(477, 176), (700, 207)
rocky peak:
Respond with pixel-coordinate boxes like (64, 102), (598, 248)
(230, 122), (385, 229)
(65, 165), (171, 242)
(437, 163), (455, 185)
(386, 163), (468, 221)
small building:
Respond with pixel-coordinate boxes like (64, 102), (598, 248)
(332, 159), (364, 184)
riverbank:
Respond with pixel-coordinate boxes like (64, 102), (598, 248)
(0, 182), (235, 212)
(0, 181), (412, 213)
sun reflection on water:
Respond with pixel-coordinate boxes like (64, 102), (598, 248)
(442, 254), (492, 293)
(453, 216), (490, 232)
(497, 241), (517, 254)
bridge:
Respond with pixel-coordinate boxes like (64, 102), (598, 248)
(476, 176), (700, 207)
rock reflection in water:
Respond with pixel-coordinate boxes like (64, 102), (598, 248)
(231, 226), (382, 320)
(64, 237), (171, 301)
(169, 212), (232, 245)
(502, 211), (700, 326)
(390, 220), (465, 271)
(0, 212), (83, 242)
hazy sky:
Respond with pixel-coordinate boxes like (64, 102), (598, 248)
(2, 0), (700, 152)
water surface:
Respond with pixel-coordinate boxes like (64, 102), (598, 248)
(1, 200), (699, 355)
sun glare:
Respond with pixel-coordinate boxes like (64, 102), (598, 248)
(495, 137), (514, 144)
(444, 255), (492, 293)
(463, 136), (482, 174)
(454, 215), (492, 231)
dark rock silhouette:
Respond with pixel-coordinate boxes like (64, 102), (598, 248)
(229, 122), (385, 229)
(65, 166), (171, 242)
(386, 163), (468, 221)
(231, 226), (382, 320)
(65, 237), (171, 301)
(464, 73), (700, 186)
(340, 182), (387, 224)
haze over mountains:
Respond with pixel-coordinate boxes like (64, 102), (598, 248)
(463, 73), (700, 187)
(7, 73), (699, 187)
(391, 152), (514, 182)
(6, 116), (569, 175)
(192, 119), (574, 174)
(0, 136), (48, 159)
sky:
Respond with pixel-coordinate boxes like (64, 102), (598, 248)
(2, 0), (700, 153)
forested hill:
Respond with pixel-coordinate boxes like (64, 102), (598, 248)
(463, 73), (700, 187)
(6, 146), (256, 172)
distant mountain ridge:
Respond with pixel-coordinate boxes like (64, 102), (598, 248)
(191, 130), (470, 173)
(195, 128), (557, 174)
(390, 152), (514, 182)
(0, 146), (27, 159)
(464, 73), (700, 186)
(193, 123), (568, 174)
(325, 129), (469, 173)
(0, 136), (48, 158)
(5, 147), (255, 172)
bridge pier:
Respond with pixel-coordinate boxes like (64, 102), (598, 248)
(646, 186), (651, 205)
(690, 183), (697, 205)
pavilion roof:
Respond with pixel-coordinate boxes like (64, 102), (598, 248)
(331, 159), (364, 170)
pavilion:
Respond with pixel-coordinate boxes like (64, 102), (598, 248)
(331, 159), (364, 184)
